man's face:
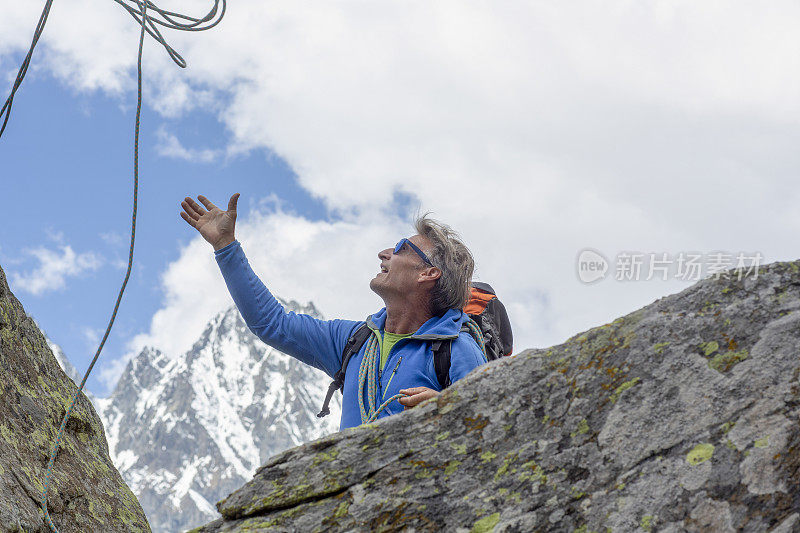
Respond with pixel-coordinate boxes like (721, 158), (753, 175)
(369, 234), (434, 301)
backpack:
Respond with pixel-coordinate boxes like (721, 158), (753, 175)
(464, 282), (513, 361)
(316, 282), (513, 418)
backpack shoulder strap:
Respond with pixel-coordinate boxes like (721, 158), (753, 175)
(485, 297), (513, 356)
(317, 322), (372, 418)
(432, 339), (452, 390)
(338, 323), (372, 388)
(432, 319), (487, 390)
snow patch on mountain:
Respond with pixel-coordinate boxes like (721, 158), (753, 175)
(90, 298), (343, 532)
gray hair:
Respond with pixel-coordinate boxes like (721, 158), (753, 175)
(414, 214), (474, 316)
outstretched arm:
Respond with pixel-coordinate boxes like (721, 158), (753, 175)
(181, 193), (359, 378)
(213, 240), (359, 378)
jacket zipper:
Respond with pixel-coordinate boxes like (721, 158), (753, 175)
(382, 356), (403, 401)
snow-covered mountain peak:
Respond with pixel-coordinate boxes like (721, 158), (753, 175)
(93, 300), (341, 532)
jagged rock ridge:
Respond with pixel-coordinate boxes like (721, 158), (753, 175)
(0, 264), (150, 532)
(196, 262), (800, 532)
(94, 302), (342, 532)
(44, 335), (81, 386)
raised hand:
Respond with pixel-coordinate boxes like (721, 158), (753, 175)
(180, 193), (240, 251)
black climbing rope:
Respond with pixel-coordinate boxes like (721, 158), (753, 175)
(0, 1), (226, 531)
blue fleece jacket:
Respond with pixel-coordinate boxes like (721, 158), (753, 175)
(214, 240), (487, 430)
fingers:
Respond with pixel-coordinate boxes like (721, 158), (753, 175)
(197, 195), (218, 211)
(398, 394), (427, 408)
(180, 211), (197, 228)
(398, 387), (428, 395)
(184, 194), (236, 218)
(227, 193), (240, 213)
(183, 197), (206, 219)
(397, 387), (440, 409)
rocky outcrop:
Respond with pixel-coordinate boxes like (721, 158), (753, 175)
(195, 261), (800, 532)
(95, 304), (340, 532)
(0, 264), (150, 532)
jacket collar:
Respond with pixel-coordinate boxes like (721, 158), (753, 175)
(365, 307), (468, 340)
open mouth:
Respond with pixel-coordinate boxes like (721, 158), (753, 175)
(380, 265), (388, 273)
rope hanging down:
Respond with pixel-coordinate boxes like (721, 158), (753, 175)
(0, 1), (225, 531)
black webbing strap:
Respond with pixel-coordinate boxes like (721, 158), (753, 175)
(432, 324), (474, 390)
(432, 339), (450, 390)
(317, 323), (372, 418)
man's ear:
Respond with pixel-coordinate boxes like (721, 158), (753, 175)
(418, 266), (442, 283)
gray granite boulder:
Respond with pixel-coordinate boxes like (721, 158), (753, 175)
(0, 264), (150, 532)
(195, 261), (800, 532)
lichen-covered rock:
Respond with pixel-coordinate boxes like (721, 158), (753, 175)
(0, 264), (150, 532)
(195, 261), (800, 532)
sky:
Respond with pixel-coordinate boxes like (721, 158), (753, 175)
(1, 1), (798, 397)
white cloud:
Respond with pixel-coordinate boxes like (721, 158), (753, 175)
(3, 2), (799, 390)
(98, 355), (132, 392)
(155, 126), (221, 163)
(82, 326), (102, 349)
(99, 231), (124, 247)
(10, 244), (102, 295)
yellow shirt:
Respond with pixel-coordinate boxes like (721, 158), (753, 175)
(380, 330), (412, 371)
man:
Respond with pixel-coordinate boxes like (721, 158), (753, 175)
(180, 193), (486, 430)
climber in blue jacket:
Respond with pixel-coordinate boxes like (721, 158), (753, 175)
(180, 193), (486, 430)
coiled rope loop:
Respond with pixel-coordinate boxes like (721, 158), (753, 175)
(1, 0), (226, 140)
(0, 1), (225, 531)
(357, 317), (486, 425)
(109, 0), (226, 68)
(358, 334), (405, 424)
(463, 316), (486, 355)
